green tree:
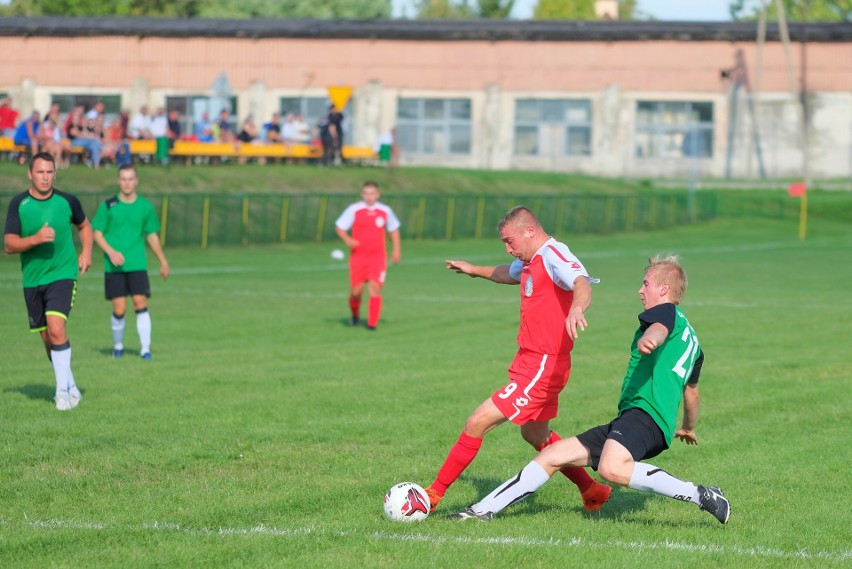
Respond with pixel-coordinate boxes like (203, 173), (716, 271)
(534, 0), (596, 19)
(533, 0), (636, 20)
(730, 0), (851, 22)
(0, 0), (390, 18)
(478, 0), (515, 18)
(619, 0), (637, 19)
(415, 0), (469, 18)
(414, 0), (515, 19)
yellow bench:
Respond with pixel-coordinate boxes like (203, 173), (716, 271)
(342, 146), (378, 162)
(169, 140), (323, 161)
(0, 136), (26, 153)
(129, 139), (157, 155)
(0, 136), (379, 166)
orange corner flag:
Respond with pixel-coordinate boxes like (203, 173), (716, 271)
(787, 182), (806, 197)
(327, 86), (353, 112)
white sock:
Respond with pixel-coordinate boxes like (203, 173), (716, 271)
(628, 462), (701, 505)
(50, 344), (74, 398)
(136, 309), (151, 354)
(111, 313), (125, 350)
(474, 460), (552, 515)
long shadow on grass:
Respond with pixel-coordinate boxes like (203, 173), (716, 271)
(3, 383), (57, 403)
(456, 475), (654, 521)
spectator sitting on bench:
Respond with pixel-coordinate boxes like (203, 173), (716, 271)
(0, 97), (19, 138)
(67, 107), (103, 168)
(264, 112), (283, 143)
(103, 116), (128, 165)
(85, 101), (104, 122)
(292, 113), (310, 144)
(14, 110), (40, 160)
(194, 112), (214, 142)
(38, 104), (67, 168)
(128, 105), (153, 140)
(217, 109), (236, 143)
(237, 115), (259, 143)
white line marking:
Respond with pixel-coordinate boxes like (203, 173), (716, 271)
(6, 517), (849, 562)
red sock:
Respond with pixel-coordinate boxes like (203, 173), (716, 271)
(349, 295), (361, 319)
(430, 432), (482, 496)
(537, 431), (594, 493)
(367, 296), (382, 328)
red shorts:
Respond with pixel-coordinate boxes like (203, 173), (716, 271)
(349, 251), (387, 288)
(491, 349), (572, 425)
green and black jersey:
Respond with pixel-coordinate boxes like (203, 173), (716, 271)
(4, 189), (87, 287)
(92, 195), (160, 273)
(618, 303), (705, 445)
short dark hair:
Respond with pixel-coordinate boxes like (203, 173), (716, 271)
(118, 164), (136, 176)
(498, 206), (542, 232)
(29, 152), (55, 171)
(362, 180), (379, 191)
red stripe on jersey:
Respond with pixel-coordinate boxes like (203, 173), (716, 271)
(547, 244), (569, 263)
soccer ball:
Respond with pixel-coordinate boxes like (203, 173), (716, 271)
(330, 248), (345, 261)
(383, 482), (431, 522)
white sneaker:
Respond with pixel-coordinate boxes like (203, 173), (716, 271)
(55, 396), (73, 411)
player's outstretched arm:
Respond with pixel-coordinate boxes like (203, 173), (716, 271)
(445, 260), (516, 284)
(675, 383), (700, 445)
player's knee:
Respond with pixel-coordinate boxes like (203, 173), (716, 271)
(597, 458), (630, 486)
(521, 430), (549, 449)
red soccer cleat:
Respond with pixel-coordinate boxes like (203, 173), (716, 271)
(581, 482), (612, 512)
(425, 486), (442, 513)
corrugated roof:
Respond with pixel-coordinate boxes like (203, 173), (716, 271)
(0, 17), (849, 42)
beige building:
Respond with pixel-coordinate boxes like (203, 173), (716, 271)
(1, 18), (850, 178)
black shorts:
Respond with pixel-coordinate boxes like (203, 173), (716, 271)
(23, 279), (77, 331)
(576, 408), (668, 471)
(105, 271), (151, 300)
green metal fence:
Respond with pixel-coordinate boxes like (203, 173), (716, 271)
(1, 192), (730, 247)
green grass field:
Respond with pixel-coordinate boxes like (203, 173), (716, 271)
(1, 216), (850, 568)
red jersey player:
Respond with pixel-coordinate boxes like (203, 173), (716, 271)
(424, 206), (611, 513)
(334, 181), (401, 330)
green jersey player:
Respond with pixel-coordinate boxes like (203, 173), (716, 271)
(4, 152), (93, 411)
(449, 255), (730, 524)
(92, 164), (169, 360)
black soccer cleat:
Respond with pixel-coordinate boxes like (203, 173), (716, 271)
(447, 507), (493, 521)
(698, 485), (730, 524)
(351, 316), (360, 326)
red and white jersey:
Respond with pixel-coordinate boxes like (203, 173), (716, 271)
(508, 238), (590, 356)
(335, 201), (400, 255)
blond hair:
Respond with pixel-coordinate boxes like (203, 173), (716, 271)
(646, 254), (688, 304)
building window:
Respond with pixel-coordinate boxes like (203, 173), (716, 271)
(396, 98), (471, 155)
(635, 101), (714, 158)
(166, 95), (238, 140)
(279, 96), (353, 144)
(513, 99), (592, 157)
(51, 94), (121, 124)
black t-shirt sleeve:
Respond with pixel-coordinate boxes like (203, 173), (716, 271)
(3, 192), (25, 235)
(638, 302), (677, 334)
(688, 348), (704, 385)
(56, 190), (87, 226)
